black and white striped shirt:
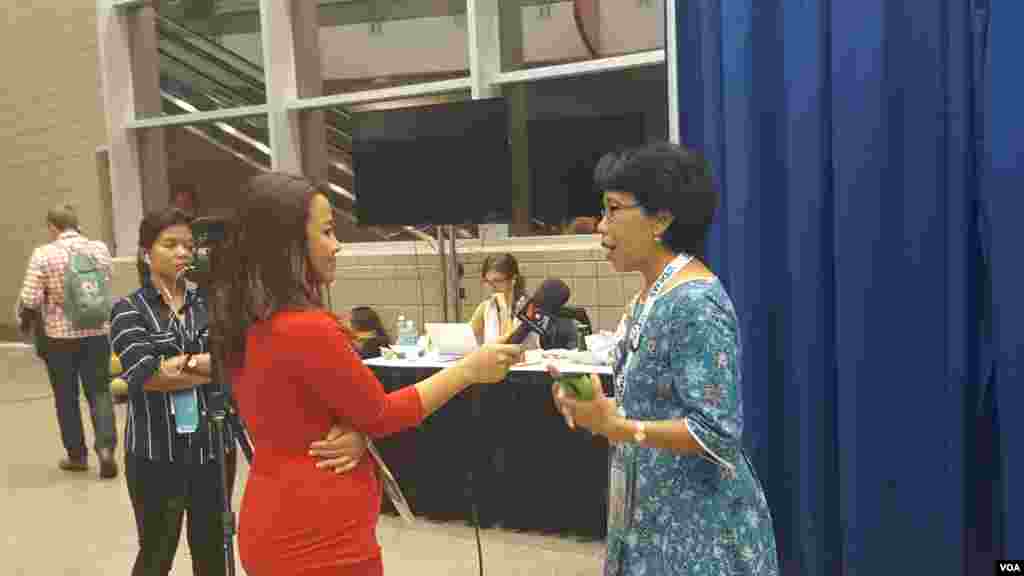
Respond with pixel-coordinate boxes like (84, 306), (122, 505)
(109, 280), (233, 463)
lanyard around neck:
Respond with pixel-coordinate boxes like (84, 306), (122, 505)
(628, 253), (693, 352)
(616, 253), (693, 402)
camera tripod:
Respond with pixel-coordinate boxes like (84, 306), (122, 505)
(186, 301), (252, 576)
(205, 380), (251, 576)
(183, 216), (255, 575)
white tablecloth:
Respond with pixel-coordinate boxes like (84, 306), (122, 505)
(363, 356), (613, 376)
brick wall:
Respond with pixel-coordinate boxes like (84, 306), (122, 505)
(0, 2), (108, 340)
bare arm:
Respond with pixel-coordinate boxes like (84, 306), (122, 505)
(412, 363), (474, 417)
(144, 354), (211, 392)
(301, 313), (523, 438)
(110, 301), (208, 395)
(603, 416), (704, 454)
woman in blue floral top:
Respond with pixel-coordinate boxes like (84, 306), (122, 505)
(551, 142), (778, 575)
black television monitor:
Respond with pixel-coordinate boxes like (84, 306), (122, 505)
(527, 113), (647, 226)
(353, 98), (512, 227)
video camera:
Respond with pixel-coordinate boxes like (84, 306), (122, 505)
(176, 216), (250, 574)
(182, 216), (227, 287)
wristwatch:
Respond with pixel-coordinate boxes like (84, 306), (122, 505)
(632, 420), (647, 444)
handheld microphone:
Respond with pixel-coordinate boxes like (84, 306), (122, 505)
(508, 278), (571, 345)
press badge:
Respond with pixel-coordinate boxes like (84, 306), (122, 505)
(170, 389), (199, 434)
(608, 445), (633, 533)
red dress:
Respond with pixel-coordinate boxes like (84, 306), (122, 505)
(232, 310), (424, 575)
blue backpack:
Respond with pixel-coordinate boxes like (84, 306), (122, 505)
(59, 243), (112, 329)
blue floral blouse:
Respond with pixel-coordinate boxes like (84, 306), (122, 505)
(605, 279), (778, 576)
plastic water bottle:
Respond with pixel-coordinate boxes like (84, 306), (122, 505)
(400, 319), (418, 346)
(395, 315), (406, 345)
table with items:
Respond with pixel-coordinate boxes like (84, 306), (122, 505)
(365, 354), (613, 539)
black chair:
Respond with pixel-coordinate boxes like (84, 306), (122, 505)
(540, 305), (592, 350)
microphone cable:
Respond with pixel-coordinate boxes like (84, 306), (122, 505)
(458, 230), (485, 576)
(467, 384), (485, 576)
(417, 227), (485, 575)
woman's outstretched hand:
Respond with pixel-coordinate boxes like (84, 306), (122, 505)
(457, 343), (525, 383)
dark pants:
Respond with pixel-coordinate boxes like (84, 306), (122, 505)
(126, 451), (238, 576)
(43, 335), (117, 458)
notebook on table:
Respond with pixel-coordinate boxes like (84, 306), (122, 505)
(424, 322), (478, 360)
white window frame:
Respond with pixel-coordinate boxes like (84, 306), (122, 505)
(98, 0), (681, 256)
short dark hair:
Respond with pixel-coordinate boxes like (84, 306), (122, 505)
(47, 203), (79, 232)
(594, 142), (717, 257)
(351, 306), (391, 344)
(136, 207), (194, 285)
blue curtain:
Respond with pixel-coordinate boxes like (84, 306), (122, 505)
(984, 0), (1022, 561)
(676, 1), (1012, 574)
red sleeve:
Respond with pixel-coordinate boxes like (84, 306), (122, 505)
(295, 312), (424, 437)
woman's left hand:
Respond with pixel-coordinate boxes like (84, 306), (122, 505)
(310, 422), (367, 474)
(193, 353), (212, 375)
(548, 365), (620, 436)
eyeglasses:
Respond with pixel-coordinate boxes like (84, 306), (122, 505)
(483, 276), (511, 288)
(600, 204), (642, 223)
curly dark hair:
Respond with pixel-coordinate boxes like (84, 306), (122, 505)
(594, 142), (718, 257)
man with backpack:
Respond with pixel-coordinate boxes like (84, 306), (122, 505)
(16, 204), (118, 478)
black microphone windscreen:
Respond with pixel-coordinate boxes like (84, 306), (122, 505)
(507, 278), (570, 345)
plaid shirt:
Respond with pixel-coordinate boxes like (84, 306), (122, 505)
(17, 230), (112, 339)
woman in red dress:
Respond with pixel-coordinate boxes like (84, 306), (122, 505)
(208, 173), (522, 575)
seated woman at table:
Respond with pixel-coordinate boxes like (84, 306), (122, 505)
(550, 142), (778, 576)
(469, 253), (538, 348)
(208, 172), (523, 576)
(347, 305), (391, 359)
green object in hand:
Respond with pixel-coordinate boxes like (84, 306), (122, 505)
(558, 374), (595, 401)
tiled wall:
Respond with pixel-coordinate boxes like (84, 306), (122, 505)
(97, 240), (641, 340)
(328, 242), (643, 337)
